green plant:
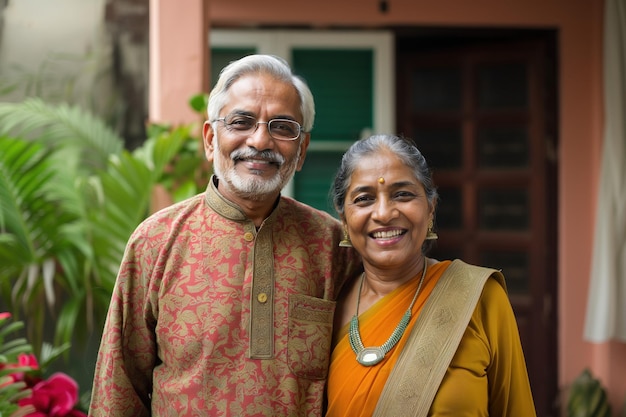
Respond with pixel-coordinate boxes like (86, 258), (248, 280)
(153, 93), (211, 203)
(567, 368), (611, 417)
(0, 312), (33, 416)
(0, 312), (84, 416)
(0, 97), (199, 356)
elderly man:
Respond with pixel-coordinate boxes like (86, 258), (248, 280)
(89, 54), (361, 417)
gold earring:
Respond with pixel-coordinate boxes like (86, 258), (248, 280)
(339, 228), (353, 247)
(425, 220), (438, 240)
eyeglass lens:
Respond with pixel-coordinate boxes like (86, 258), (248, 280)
(223, 114), (301, 140)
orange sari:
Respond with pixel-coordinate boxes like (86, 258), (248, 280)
(326, 259), (537, 417)
(326, 261), (450, 417)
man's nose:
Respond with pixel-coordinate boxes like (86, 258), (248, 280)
(246, 121), (274, 150)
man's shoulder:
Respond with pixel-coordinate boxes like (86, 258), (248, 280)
(279, 196), (340, 225)
(133, 193), (206, 234)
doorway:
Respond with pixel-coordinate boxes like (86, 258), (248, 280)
(396, 28), (559, 417)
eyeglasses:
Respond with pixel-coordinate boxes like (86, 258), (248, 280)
(213, 113), (303, 141)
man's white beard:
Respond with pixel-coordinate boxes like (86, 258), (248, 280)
(212, 134), (301, 201)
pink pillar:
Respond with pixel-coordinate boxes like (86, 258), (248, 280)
(149, 0), (208, 125)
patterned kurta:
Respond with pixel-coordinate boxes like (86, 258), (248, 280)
(89, 177), (362, 416)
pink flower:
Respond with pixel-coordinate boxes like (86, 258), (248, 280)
(17, 353), (39, 369)
(18, 372), (86, 417)
(0, 312), (12, 320)
(0, 353), (39, 386)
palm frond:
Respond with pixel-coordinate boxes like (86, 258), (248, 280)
(0, 137), (69, 266)
(0, 98), (197, 359)
(0, 98), (124, 171)
(0, 137), (89, 352)
(89, 127), (189, 290)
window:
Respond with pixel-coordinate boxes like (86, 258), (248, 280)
(210, 29), (394, 214)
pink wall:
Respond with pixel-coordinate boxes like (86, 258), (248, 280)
(151, 0), (625, 412)
(149, 0), (207, 125)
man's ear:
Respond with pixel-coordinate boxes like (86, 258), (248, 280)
(295, 132), (311, 172)
(202, 121), (215, 163)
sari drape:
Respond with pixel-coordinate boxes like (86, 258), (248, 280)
(326, 260), (536, 417)
(326, 261), (450, 417)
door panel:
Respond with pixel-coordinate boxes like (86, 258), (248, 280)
(397, 31), (558, 417)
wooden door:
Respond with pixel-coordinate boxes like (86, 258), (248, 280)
(396, 30), (558, 417)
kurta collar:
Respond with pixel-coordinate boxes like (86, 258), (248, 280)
(204, 175), (281, 226)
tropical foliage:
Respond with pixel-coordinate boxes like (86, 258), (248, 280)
(0, 312), (85, 416)
(0, 96), (208, 356)
(567, 368), (611, 417)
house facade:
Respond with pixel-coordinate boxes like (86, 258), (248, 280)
(3, 0), (621, 415)
(150, 0), (626, 416)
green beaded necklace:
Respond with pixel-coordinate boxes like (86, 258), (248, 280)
(348, 257), (428, 366)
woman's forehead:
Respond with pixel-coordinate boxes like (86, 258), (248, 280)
(349, 151), (417, 186)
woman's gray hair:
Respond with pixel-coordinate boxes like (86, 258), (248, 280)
(207, 54), (315, 133)
(330, 134), (439, 251)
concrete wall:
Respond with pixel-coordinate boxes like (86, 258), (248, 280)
(0, 0), (107, 102)
(0, 0), (149, 149)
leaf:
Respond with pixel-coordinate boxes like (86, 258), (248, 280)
(39, 342), (71, 370)
(0, 321), (25, 345)
(567, 368), (611, 417)
(54, 296), (82, 349)
(188, 93), (208, 113)
(0, 339), (33, 357)
(0, 98), (124, 171)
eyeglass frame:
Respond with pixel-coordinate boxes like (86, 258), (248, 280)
(211, 113), (305, 141)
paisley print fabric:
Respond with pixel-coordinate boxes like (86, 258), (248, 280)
(89, 177), (362, 416)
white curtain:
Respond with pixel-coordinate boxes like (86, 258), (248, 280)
(584, 0), (626, 343)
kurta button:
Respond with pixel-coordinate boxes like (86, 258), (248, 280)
(257, 293), (268, 303)
(244, 232), (254, 241)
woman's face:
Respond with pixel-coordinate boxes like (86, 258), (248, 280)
(343, 149), (434, 273)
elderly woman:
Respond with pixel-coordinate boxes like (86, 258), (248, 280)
(326, 134), (536, 417)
